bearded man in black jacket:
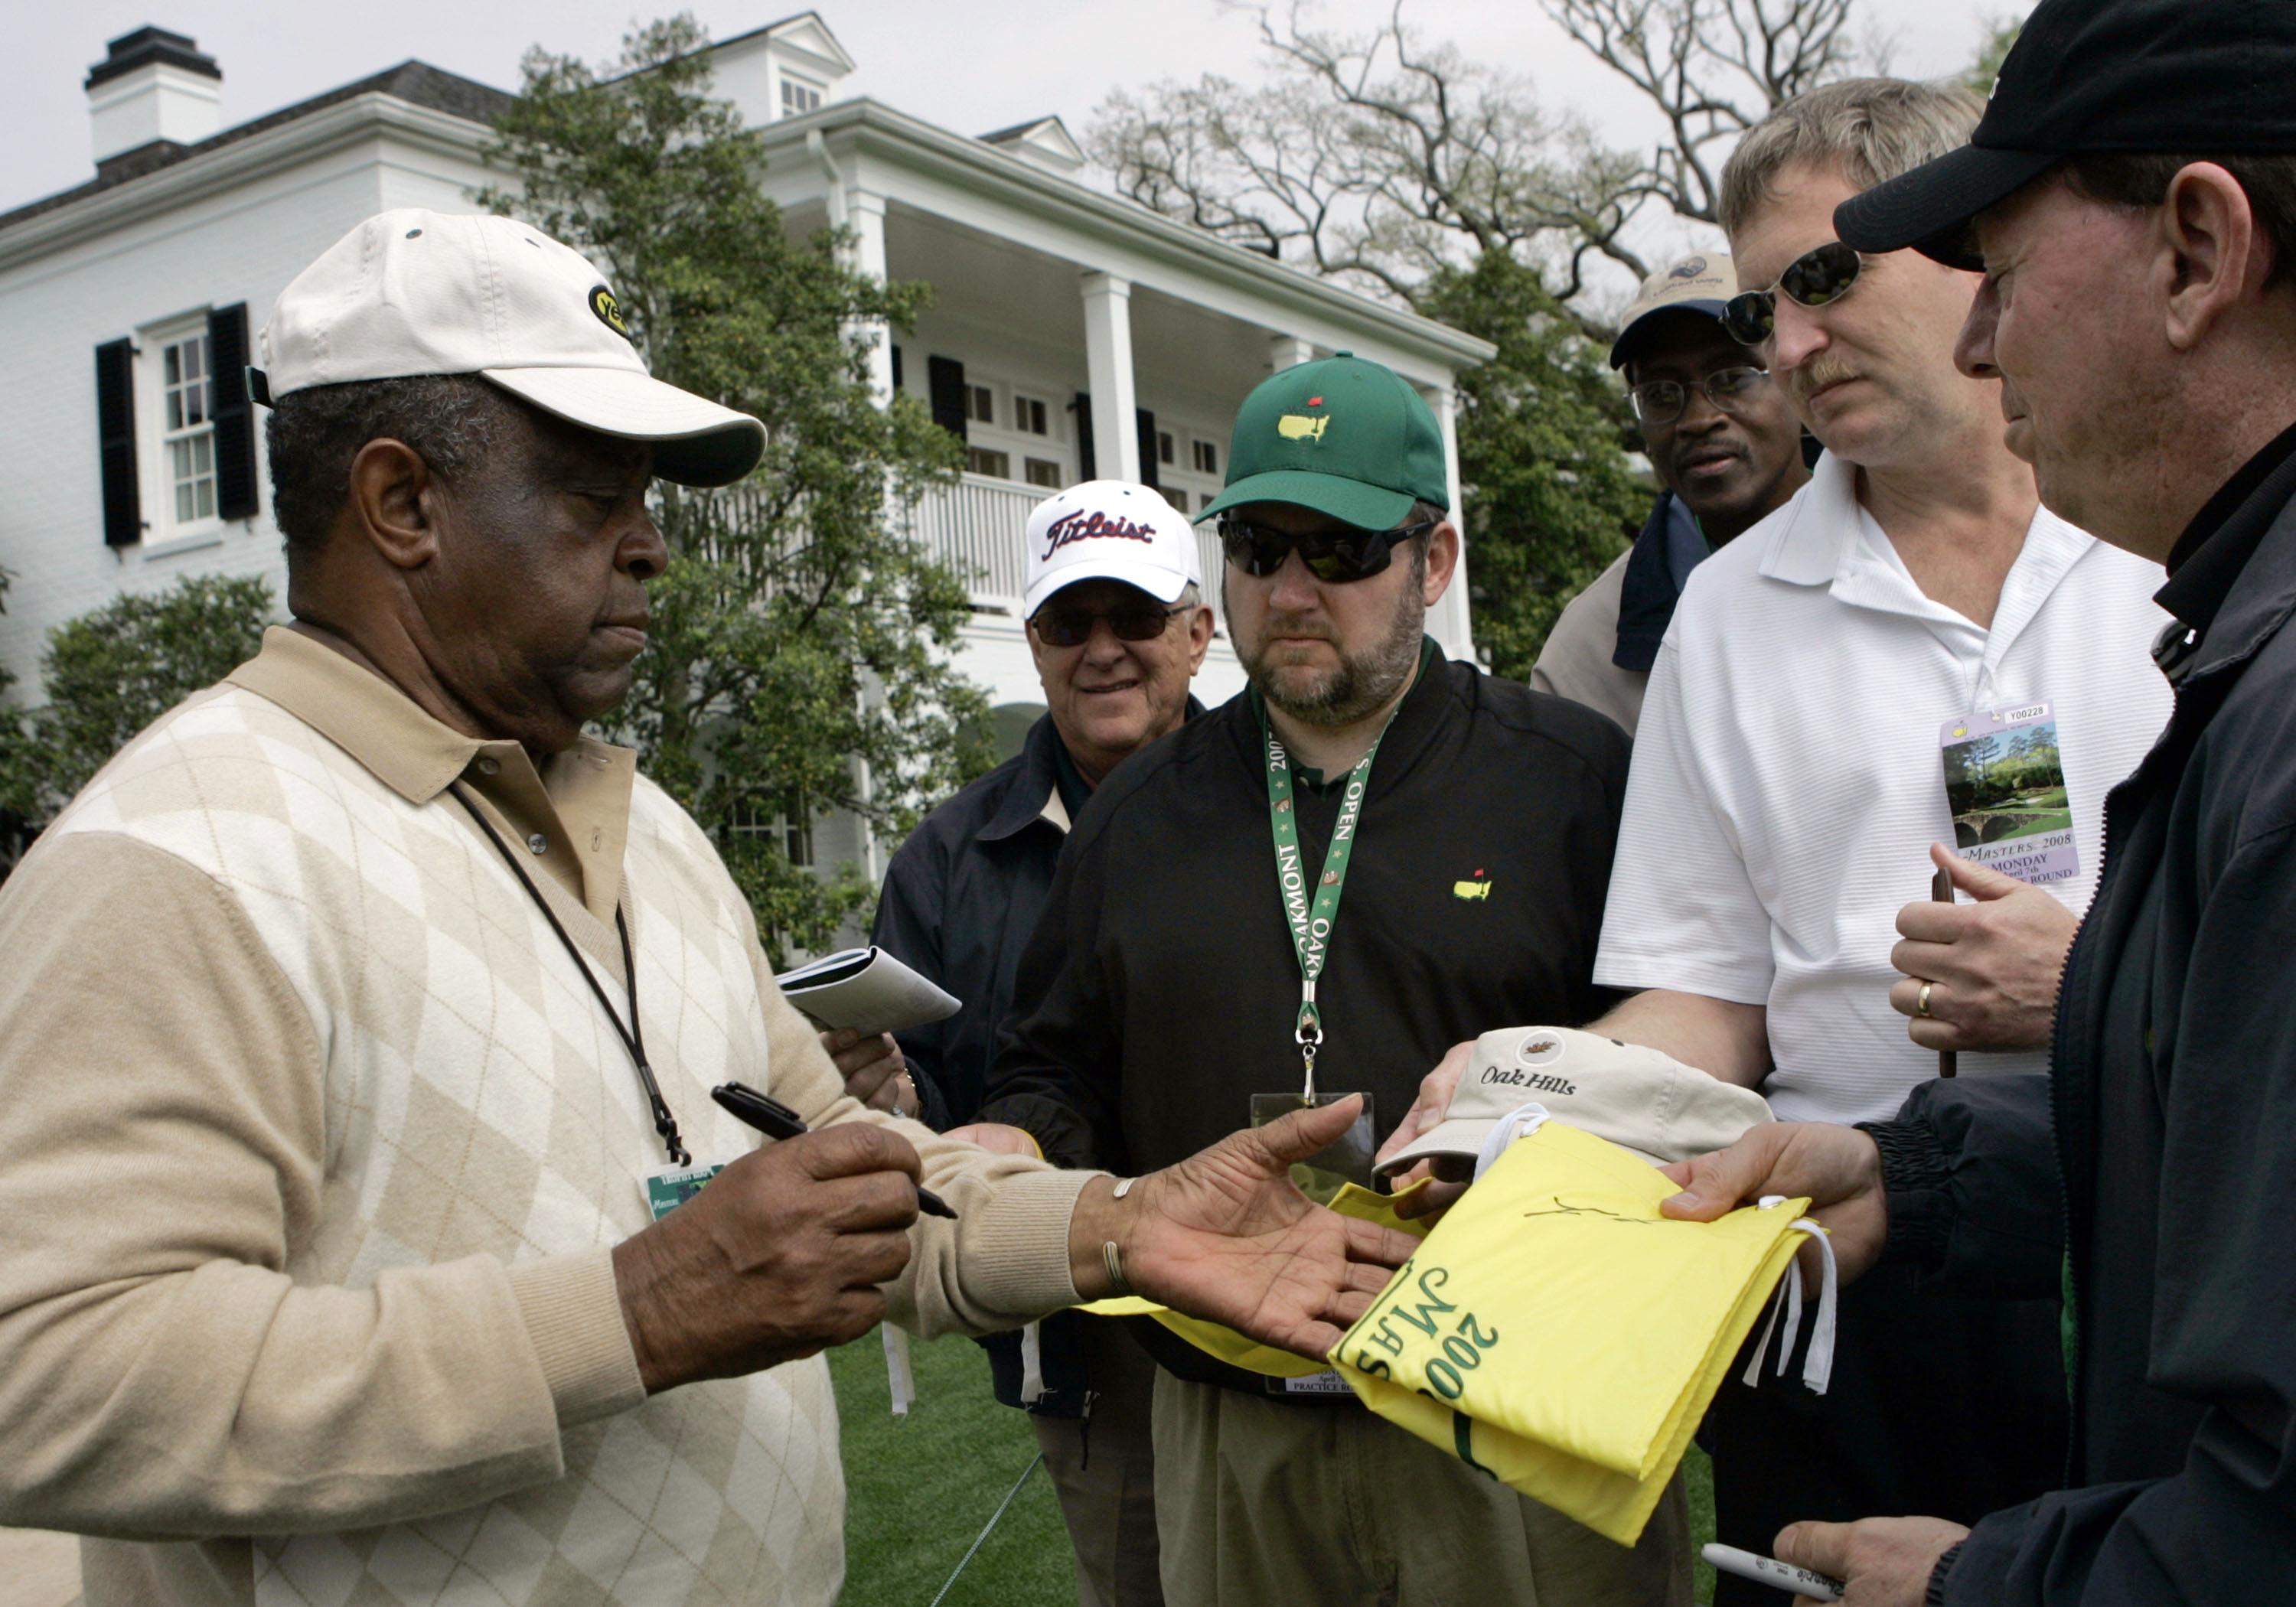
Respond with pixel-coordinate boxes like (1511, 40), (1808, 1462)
(974, 354), (1684, 1605)
(1656, 2), (2296, 1603)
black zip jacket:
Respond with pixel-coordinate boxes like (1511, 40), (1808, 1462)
(1864, 425), (2296, 1604)
(977, 646), (1629, 1393)
(873, 703), (1201, 1129)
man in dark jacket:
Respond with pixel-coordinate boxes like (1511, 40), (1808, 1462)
(975, 355), (1683, 1605)
(862, 480), (1212, 1607)
(1659, 2), (2296, 1600)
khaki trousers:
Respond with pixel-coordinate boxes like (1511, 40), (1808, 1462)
(1032, 1319), (1166, 1607)
(1152, 1372), (1690, 1607)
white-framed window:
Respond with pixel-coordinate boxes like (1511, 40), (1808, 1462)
(1192, 438), (1218, 476)
(1160, 486), (1189, 513)
(1156, 430), (1176, 467)
(1025, 457), (1062, 489)
(967, 446), (1012, 480)
(967, 383), (996, 426)
(138, 315), (223, 542)
(1015, 394), (1050, 436)
(780, 77), (822, 117)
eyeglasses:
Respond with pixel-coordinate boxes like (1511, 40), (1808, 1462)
(1720, 241), (1867, 347)
(1030, 601), (1189, 647)
(1218, 518), (1439, 584)
(1628, 365), (1774, 429)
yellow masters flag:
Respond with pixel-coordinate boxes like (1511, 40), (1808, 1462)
(1329, 1119), (1828, 1545)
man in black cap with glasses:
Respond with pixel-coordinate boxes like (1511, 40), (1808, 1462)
(1533, 250), (1808, 735)
(1657, 2), (2296, 1599)
(973, 354), (1684, 1603)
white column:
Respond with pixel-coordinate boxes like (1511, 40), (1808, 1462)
(1080, 272), (1140, 482)
(1267, 334), (1315, 372)
(847, 189), (895, 406)
(1423, 381), (1475, 661)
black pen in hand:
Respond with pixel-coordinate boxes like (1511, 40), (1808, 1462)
(712, 1080), (959, 1219)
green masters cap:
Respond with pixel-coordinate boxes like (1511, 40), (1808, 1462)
(1195, 352), (1449, 530)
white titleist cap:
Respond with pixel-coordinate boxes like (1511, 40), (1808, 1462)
(258, 208), (767, 487)
(1022, 480), (1202, 617)
(1375, 1025), (1774, 1173)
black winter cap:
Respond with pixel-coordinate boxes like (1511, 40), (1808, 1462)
(1835, 0), (2296, 268)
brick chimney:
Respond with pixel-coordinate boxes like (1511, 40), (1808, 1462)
(86, 27), (222, 171)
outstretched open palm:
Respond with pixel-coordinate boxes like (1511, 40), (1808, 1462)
(1121, 1097), (1420, 1359)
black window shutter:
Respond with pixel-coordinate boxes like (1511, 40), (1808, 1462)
(1135, 408), (1158, 489)
(95, 338), (140, 547)
(1072, 393), (1095, 480)
(927, 356), (968, 440)
(208, 303), (259, 522)
(890, 344), (904, 393)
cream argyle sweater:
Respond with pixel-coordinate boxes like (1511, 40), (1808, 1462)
(0, 631), (1091, 1605)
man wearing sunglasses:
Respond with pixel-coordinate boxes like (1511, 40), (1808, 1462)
(1587, 79), (2175, 1603)
(974, 355), (1678, 1604)
(1532, 251), (1810, 735)
(859, 480), (1212, 1607)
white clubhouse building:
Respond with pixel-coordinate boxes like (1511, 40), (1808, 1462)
(0, 13), (1493, 878)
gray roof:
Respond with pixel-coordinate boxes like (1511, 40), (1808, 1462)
(0, 60), (510, 236)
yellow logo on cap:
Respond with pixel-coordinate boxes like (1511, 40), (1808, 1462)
(589, 284), (632, 339)
(1277, 414), (1329, 442)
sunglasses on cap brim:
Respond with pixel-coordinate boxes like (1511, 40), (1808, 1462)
(1218, 517), (1440, 583)
(1720, 241), (1866, 348)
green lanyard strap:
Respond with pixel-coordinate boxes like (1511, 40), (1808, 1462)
(1261, 715), (1387, 1100)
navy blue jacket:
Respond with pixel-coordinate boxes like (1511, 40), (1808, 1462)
(1867, 426), (2296, 1603)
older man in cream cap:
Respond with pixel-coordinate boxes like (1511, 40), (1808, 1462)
(0, 209), (1411, 1607)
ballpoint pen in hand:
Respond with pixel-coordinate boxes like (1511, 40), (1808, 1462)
(712, 1081), (959, 1218)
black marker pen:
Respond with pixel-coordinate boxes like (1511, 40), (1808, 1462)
(712, 1081), (959, 1219)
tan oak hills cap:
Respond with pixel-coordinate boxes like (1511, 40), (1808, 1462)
(259, 208), (766, 487)
(1376, 1025), (1774, 1173)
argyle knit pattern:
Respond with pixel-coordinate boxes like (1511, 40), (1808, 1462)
(53, 683), (848, 1606)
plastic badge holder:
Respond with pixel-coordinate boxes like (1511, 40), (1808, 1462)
(1248, 1090), (1377, 1204)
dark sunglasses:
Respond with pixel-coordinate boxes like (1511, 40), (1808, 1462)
(1218, 517), (1439, 583)
(1030, 601), (1189, 647)
(1628, 365), (1773, 429)
(1720, 241), (1866, 347)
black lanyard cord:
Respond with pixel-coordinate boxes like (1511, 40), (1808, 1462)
(448, 782), (690, 1166)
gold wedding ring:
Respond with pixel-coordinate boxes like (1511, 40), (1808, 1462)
(1916, 980), (1936, 1019)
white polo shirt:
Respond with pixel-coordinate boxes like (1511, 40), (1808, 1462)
(1594, 451), (2174, 1124)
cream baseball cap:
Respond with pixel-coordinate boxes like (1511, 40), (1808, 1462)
(1607, 251), (1742, 370)
(1023, 480), (1202, 618)
(1376, 1025), (1774, 1174)
(258, 209), (767, 487)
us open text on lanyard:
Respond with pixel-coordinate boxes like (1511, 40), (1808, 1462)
(1258, 703), (1401, 1102)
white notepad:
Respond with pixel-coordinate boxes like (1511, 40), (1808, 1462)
(774, 946), (962, 1037)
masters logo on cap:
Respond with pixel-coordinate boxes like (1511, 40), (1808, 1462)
(1197, 352), (1448, 531)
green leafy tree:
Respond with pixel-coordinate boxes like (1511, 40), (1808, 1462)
(480, 16), (988, 963)
(8, 575), (275, 823)
(1414, 254), (1649, 677)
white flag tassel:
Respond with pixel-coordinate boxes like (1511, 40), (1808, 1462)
(1740, 1198), (1838, 1396)
(883, 1323), (915, 1416)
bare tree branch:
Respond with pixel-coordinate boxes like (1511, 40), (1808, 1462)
(1538, 0), (1859, 223)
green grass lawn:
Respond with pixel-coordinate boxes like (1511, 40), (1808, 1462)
(828, 1329), (1722, 1605)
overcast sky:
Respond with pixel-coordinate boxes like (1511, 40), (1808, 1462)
(11, 0), (2017, 272)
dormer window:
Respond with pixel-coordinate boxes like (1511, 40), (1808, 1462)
(780, 77), (822, 117)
